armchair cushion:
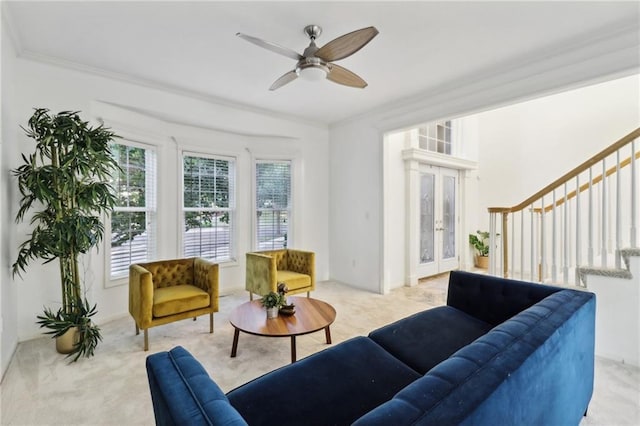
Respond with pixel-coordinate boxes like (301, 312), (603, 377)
(276, 270), (311, 291)
(153, 285), (211, 318)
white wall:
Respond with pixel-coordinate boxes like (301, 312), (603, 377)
(588, 255), (640, 367)
(6, 56), (329, 343)
(1, 16), (20, 379)
(470, 74), (640, 230)
(330, 25), (638, 294)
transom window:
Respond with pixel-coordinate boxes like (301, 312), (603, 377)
(255, 161), (291, 250)
(418, 121), (452, 155)
(182, 153), (236, 261)
(109, 142), (157, 280)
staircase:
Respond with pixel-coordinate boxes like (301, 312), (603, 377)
(487, 127), (640, 366)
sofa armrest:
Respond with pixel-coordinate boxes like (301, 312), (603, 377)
(286, 249), (315, 286)
(246, 252), (277, 295)
(129, 264), (154, 328)
(194, 258), (219, 311)
(446, 271), (562, 325)
(146, 346), (247, 426)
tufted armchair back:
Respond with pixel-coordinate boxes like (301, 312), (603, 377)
(254, 249), (314, 275)
(141, 258), (195, 289)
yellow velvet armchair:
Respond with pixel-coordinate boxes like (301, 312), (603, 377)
(129, 257), (219, 351)
(246, 249), (315, 300)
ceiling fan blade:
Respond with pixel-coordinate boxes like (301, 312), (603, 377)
(236, 33), (303, 61)
(315, 27), (379, 62)
(269, 70), (298, 91)
(326, 64), (367, 88)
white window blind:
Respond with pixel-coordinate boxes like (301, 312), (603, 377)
(182, 153), (235, 261)
(109, 143), (157, 279)
(255, 161), (291, 250)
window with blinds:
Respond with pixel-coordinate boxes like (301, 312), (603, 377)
(255, 161), (291, 250)
(182, 153), (235, 261)
(109, 143), (157, 279)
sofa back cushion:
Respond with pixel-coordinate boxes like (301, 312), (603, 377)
(447, 270), (561, 325)
(146, 346), (247, 426)
(353, 289), (595, 426)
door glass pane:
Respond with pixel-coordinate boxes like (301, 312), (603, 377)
(420, 173), (435, 264)
(442, 175), (456, 259)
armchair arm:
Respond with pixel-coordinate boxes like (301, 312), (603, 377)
(129, 264), (154, 328)
(287, 249), (315, 288)
(194, 258), (219, 311)
(246, 252), (278, 296)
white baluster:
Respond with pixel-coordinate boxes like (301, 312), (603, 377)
(511, 210), (515, 278)
(632, 139), (637, 248)
(540, 196), (545, 283)
(601, 159), (608, 268)
(588, 167), (594, 266)
(552, 190), (557, 283)
(563, 183), (569, 283)
(615, 150), (621, 268)
(531, 204), (535, 282)
(520, 210), (524, 280)
(575, 175), (582, 286)
(489, 212), (496, 275)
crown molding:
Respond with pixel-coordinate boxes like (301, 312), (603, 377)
(1, 2), (23, 55)
(15, 49), (328, 130)
(331, 19), (640, 131)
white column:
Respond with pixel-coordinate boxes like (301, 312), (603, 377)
(405, 158), (420, 286)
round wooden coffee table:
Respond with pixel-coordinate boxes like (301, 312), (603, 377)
(229, 296), (336, 363)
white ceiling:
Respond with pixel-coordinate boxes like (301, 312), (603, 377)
(3, 1), (639, 125)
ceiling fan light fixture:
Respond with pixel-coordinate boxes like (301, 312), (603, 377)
(296, 65), (327, 82)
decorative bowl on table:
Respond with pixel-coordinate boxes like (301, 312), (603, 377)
(279, 304), (296, 316)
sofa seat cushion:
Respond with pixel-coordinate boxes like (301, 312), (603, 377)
(153, 285), (210, 318)
(227, 336), (421, 426)
(369, 306), (492, 374)
(276, 270), (311, 291)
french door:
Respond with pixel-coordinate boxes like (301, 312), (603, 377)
(416, 166), (459, 278)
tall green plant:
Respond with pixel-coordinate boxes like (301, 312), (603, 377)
(12, 108), (120, 361)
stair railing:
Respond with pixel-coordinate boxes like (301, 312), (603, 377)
(487, 127), (640, 285)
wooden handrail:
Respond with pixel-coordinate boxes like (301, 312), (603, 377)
(533, 150), (640, 213)
(488, 127), (640, 214)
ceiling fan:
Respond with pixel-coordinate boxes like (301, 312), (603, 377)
(236, 25), (379, 91)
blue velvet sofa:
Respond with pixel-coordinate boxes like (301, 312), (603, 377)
(146, 271), (595, 425)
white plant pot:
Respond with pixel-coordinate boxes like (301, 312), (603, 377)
(266, 307), (279, 319)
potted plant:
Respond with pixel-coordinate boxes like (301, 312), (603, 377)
(261, 291), (286, 319)
(12, 108), (120, 361)
(469, 230), (491, 269)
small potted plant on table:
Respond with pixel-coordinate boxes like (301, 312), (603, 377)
(261, 292), (285, 319)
